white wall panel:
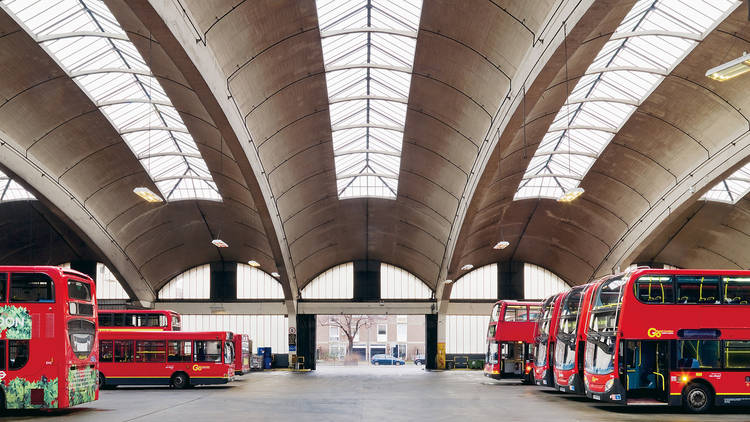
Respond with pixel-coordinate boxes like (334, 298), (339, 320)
(96, 263), (129, 299)
(236, 264), (284, 299)
(446, 315), (489, 354)
(301, 262), (353, 299)
(380, 263), (432, 299)
(158, 264), (210, 299)
(181, 314), (289, 353)
(450, 263), (498, 299)
(523, 263), (569, 300)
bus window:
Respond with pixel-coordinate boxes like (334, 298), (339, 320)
(114, 340), (134, 363)
(172, 314), (181, 331)
(723, 277), (750, 304)
(224, 341), (234, 364)
(8, 340), (29, 370)
(490, 304), (501, 323)
(0, 341), (5, 370)
(68, 320), (95, 359)
(194, 340), (222, 362)
(135, 341), (166, 363)
(725, 341), (750, 369)
(528, 306), (541, 321)
(0, 273), (7, 301)
(100, 340), (114, 362)
(10, 273), (54, 302)
(67, 280), (91, 301)
(504, 306), (527, 322)
(167, 340), (192, 362)
(676, 276), (719, 304)
(674, 340), (720, 369)
(635, 276), (673, 303)
(98, 313), (112, 326)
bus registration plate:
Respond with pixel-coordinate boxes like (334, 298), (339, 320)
(592, 394), (601, 400)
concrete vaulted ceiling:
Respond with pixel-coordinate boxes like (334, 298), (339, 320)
(452, 0), (750, 286)
(0, 0), (747, 305)
(0, 2), (276, 303)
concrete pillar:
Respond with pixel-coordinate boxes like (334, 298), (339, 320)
(296, 314), (316, 371)
(69, 260), (97, 281)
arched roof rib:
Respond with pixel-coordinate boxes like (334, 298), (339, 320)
(3, 0), (220, 201)
(516, 0), (738, 200)
(701, 162), (750, 204)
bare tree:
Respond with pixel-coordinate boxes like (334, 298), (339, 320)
(322, 315), (377, 359)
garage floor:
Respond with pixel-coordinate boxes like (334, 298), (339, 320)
(7, 365), (750, 421)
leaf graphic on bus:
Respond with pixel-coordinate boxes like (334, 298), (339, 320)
(0, 306), (31, 339)
(4, 376), (58, 409)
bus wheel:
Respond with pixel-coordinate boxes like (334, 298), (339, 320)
(98, 373), (105, 388)
(171, 372), (190, 389)
(683, 383), (712, 413)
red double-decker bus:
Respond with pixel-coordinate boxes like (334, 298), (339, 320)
(98, 309), (181, 331)
(583, 268), (750, 412)
(484, 300), (542, 383)
(553, 279), (607, 394)
(0, 266), (98, 410)
(533, 292), (564, 387)
(234, 334), (251, 375)
(98, 330), (235, 388)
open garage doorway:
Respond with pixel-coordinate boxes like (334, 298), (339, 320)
(315, 315), (425, 368)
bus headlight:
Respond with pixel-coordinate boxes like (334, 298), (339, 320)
(69, 302), (77, 315)
(605, 378), (614, 391)
(584, 376), (589, 388)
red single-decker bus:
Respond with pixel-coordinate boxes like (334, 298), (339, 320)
(234, 334), (251, 375)
(98, 330), (234, 388)
(533, 292), (564, 387)
(0, 266), (98, 410)
(484, 300), (541, 383)
(583, 268), (750, 412)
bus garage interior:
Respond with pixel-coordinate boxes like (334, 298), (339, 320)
(1, 0), (750, 420)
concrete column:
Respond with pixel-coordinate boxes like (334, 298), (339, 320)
(296, 314), (316, 370)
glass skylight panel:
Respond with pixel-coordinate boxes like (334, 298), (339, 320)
(0, 170), (35, 202)
(701, 163), (750, 204)
(515, 0), (738, 200)
(316, 0), (422, 199)
(3, 0), (221, 201)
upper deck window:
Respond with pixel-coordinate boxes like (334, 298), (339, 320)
(723, 277), (750, 304)
(634, 275), (673, 304)
(676, 276), (720, 304)
(68, 280), (92, 301)
(503, 306), (529, 322)
(10, 273), (54, 302)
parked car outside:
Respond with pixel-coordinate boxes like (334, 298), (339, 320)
(414, 354), (425, 365)
(371, 354), (405, 366)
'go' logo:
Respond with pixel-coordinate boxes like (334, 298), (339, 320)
(192, 364), (202, 371)
(647, 328), (662, 338)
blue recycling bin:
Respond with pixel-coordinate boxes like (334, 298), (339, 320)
(257, 347), (272, 369)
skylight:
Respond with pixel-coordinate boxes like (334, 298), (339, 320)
(315, 0), (423, 199)
(0, 170), (35, 202)
(515, 0), (739, 201)
(701, 163), (750, 204)
(3, 0), (221, 202)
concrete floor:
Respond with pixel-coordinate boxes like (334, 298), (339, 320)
(6, 365), (750, 421)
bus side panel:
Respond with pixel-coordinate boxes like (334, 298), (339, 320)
(67, 366), (97, 407)
(1, 304), (60, 409)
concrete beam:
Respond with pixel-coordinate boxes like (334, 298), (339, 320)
(154, 301), (287, 315)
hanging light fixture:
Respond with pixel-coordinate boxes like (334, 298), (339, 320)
(460, 264), (474, 271)
(493, 241), (510, 250)
(557, 187), (585, 203)
(133, 187), (163, 203)
(211, 239), (228, 248)
(247, 260), (260, 267)
(706, 51), (750, 81)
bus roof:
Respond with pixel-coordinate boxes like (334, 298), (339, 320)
(99, 330), (232, 341)
(99, 309), (179, 315)
(493, 299), (543, 307)
(0, 265), (93, 281)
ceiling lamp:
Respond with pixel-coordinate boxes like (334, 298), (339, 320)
(493, 241), (510, 250)
(247, 260), (260, 267)
(211, 239), (228, 248)
(460, 264), (473, 271)
(133, 187), (163, 203)
(271, 272), (280, 278)
(706, 52), (750, 81)
(557, 187), (584, 203)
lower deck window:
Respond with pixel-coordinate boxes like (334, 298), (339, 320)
(194, 341), (221, 362)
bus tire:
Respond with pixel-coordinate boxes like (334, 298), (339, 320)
(98, 373), (115, 390)
(171, 372), (190, 389)
(683, 382), (713, 413)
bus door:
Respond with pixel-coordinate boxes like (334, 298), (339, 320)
(501, 343), (523, 376)
(622, 340), (669, 401)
